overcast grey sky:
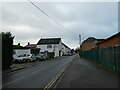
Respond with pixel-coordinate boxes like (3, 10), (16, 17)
(1, 1), (118, 49)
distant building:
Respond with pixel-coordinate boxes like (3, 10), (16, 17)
(13, 43), (23, 49)
(62, 43), (71, 56)
(14, 42), (40, 56)
(25, 42), (36, 49)
(98, 32), (120, 48)
(14, 48), (31, 56)
(36, 38), (63, 57)
(13, 43), (29, 55)
(81, 37), (104, 51)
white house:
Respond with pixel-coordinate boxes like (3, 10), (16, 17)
(14, 49), (31, 56)
(36, 38), (63, 57)
(14, 43), (40, 56)
(62, 43), (71, 56)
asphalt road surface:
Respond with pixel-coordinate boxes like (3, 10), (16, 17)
(2, 55), (76, 89)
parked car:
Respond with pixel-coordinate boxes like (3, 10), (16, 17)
(13, 54), (27, 63)
(35, 54), (43, 61)
(35, 54), (47, 61)
(14, 54), (36, 63)
(41, 54), (47, 60)
(68, 53), (72, 56)
(13, 54), (21, 63)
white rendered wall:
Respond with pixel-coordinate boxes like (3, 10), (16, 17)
(37, 42), (62, 57)
(62, 44), (71, 55)
(37, 45), (54, 52)
(14, 49), (31, 56)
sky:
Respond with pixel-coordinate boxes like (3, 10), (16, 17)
(1, 1), (118, 49)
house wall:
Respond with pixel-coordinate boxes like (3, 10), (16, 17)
(37, 45), (54, 52)
(62, 44), (71, 55)
(14, 49), (31, 56)
(99, 36), (120, 48)
(65, 48), (71, 55)
(82, 42), (97, 51)
(37, 41), (62, 57)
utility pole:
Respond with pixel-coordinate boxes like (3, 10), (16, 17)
(79, 34), (81, 48)
(79, 34), (82, 53)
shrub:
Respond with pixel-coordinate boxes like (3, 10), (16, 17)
(2, 32), (14, 70)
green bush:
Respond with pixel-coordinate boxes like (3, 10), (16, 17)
(2, 32), (14, 70)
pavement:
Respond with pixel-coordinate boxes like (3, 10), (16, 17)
(55, 54), (119, 88)
(2, 61), (40, 75)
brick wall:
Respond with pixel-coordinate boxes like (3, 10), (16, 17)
(82, 42), (97, 51)
(99, 36), (120, 48)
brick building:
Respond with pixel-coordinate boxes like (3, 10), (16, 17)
(25, 42), (36, 49)
(81, 37), (104, 51)
(98, 32), (120, 48)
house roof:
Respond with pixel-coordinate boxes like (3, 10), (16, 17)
(25, 44), (36, 48)
(13, 45), (29, 49)
(37, 38), (61, 45)
(96, 39), (105, 41)
(13, 45), (30, 49)
(82, 37), (105, 44)
(62, 43), (71, 50)
(98, 32), (120, 44)
(82, 37), (96, 43)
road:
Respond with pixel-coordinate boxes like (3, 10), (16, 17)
(2, 55), (76, 88)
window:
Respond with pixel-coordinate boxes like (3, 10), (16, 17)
(54, 44), (57, 48)
(47, 44), (52, 48)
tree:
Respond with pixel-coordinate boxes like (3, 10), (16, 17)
(2, 32), (14, 70)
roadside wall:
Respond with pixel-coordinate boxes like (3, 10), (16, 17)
(80, 46), (120, 72)
(81, 42), (97, 51)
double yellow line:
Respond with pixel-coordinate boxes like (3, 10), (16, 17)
(44, 62), (72, 90)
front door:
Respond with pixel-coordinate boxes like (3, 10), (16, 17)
(59, 50), (61, 57)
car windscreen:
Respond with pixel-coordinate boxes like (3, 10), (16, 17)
(18, 54), (26, 57)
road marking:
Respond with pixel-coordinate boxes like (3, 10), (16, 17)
(44, 63), (70, 90)
(43, 55), (76, 90)
(3, 76), (25, 87)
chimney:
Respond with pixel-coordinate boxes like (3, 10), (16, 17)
(28, 42), (30, 45)
(18, 43), (20, 46)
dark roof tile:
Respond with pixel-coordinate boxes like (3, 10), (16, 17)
(25, 44), (36, 48)
(37, 38), (61, 45)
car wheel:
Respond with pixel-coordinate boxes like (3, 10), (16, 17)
(27, 59), (30, 62)
(23, 59), (26, 63)
(15, 60), (17, 63)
